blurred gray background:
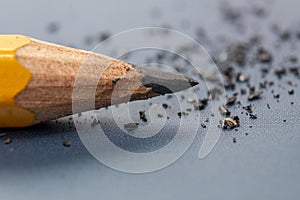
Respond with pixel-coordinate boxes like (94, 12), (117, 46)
(0, 0), (300, 199)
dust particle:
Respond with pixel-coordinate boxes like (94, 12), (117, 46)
(256, 48), (272, 63)
(194, 102), (205, 110)
(46, 22), (60, 34)
(98, 32), (111, 42)
(124, 123), (139, 131)
(63, 140), (71, 147)
(220, 116), (240, 129)
(249, 113), (257, 119)
(4, 138), (12, 144)
(248, 91), (262, 101)
(139, 110), (147, 122)
(0, 133), (7, 137)
(233, 137), (237, 143)
(177, 112), (188, 118)
(236, 73), (249, 82)
(288, 89), (294, 95)
(162, 103), (168, 109)
(225, 96), (237, 106)
(219, 105), (231, 116)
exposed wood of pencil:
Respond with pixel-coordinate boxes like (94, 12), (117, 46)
(15, 39), (197, 124)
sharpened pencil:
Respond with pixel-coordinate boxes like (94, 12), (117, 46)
(0, 35), (198, 127)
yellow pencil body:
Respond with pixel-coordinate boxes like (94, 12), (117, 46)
(0, 35), (35, 127)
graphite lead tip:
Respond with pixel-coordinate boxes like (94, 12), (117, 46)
(134, 65), (199, 95)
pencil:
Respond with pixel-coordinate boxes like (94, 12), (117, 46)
(0, 35), (198, 127)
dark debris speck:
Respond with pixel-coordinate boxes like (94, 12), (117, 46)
(139, 110), (148, 122)
(157, 114), (163, 118)
(194, 102), (205, 110)
(0, 133), (7, 137)
(220, 116), (240, 129)
(225, 96), (237, 106)
(256, 48), (272, 63)
(249, 113), (257, 119)
(46, 22), (60, 34)
(219, 105), (231, 116)
(124, 123), (139, 131)
(177, 111), (188, 118)
(4, 138), (12, 144)
(240, 88), (247, 95)
(288, 89), (294, 95)
(162, 103), (168, 109)
(98, 32), (111, 42)
(63, 140), (71, 147)
(248, 91), (262, 101)
(274, 68), (286, 79)
(243, 104), (252, 113)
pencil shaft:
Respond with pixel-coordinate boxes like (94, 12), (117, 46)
(0, 35), (198, 127)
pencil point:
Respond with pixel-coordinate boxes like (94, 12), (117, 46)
(134, 65), (199, 95)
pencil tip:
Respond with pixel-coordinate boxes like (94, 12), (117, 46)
(134, 65), (199, 95)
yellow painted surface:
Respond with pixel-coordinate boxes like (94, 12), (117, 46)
(0, 35), (34, 127)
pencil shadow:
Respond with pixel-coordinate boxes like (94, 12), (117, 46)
(0, 121), (94, 173)
(0, 117), (180, 174)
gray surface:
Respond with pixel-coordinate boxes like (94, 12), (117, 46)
(1, 0), (300, 199)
